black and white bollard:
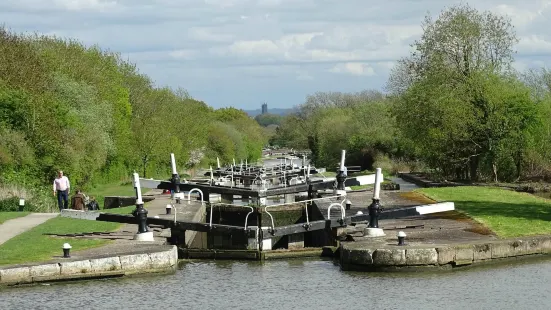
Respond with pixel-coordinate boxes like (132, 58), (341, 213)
(364, 168), (386, 237)
(166, 204), (172, 215)
(345, 199), (351, 210)
(132, 173), (154, 242)
(62, 243), (71, 258)
(397, 231), (406, 246)
(335, 150), (347, 195)
(170, 153), (183, 204)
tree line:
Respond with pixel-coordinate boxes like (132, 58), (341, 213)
(272, 3), (551, 183)
(0, 27), (266, 193)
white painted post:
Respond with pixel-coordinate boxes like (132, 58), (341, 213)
(170, 153), (178, 175)
(340, 150), (346, 172)
(233, 158), (236, 166)
(373, 168), (382, 200)
(209, 166), (214, 182)
(307, 165), (310, 178)
(217, 157), (220, 169)
(133, 173), (143, 204)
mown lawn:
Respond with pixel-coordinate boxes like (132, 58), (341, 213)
(419, 186), (551, 238)
(0, 212), (30, 224)
(101, 205), (136, 215)
(0, 217), (122, 266)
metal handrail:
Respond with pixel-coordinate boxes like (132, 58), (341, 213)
(187, 188), (204, 205)
(304, 201), (310, 229)
(327, 201), (346, 221)
(264, 194), (346, 234)
(207, 202), (255, 229)
(243, 205), (255, 231)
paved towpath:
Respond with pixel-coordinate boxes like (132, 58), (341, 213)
(0, 213), (58, 245)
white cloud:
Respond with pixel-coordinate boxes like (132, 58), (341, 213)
(517, 35), (551, 54)
(168, 49), (197, 60)
(54, 0), (117, 11)
(187, 27), (235, 43)
(494, 1), (551, 28)
(329, 63), (376, 76)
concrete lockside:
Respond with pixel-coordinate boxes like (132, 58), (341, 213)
(340, 235), (551, 271)
(0, 245), (178, 286)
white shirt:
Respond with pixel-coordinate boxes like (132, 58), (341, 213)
(53, 176), (70, 192)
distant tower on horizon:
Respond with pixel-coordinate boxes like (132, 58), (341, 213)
(261, 102), (268, 114)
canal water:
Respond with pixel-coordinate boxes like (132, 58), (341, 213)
(1, 257), (550, 310)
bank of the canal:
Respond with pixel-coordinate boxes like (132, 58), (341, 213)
(0, 245), (177, 286)
(340, 234), (551, 271)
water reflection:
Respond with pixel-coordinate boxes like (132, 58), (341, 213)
(1, 258), (551, 310)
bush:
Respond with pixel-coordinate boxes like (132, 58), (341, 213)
(0, 183), (56, 212)
(372, 155), (393, 174)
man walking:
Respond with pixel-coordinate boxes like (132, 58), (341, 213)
(53, 170), (70, 211)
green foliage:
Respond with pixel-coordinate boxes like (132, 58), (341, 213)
(0, 27), (268, 193)
(273, 90), (399, 170)
(255, 113), (283, 127)
(386, 3), (541, 182)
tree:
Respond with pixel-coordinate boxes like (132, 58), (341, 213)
(388, 3), (526, 181)
(254, 113), (283, 127)
(387, 3), (517, 96)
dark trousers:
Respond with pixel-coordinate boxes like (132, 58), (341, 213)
(57, 190), (68, 211)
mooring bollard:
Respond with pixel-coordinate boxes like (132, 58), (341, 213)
(368, 168), (383, 228)
(132, 172), (149, 234)
(166, 204), (172, 215)
(335, 150), (347, 191)
(345, 199), (351, 210)
(397, 231), (406, 246)
(170, 153), (182, 204)
(63, 243), (72, 258)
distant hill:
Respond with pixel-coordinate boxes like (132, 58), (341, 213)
(244, 107), (297, 117)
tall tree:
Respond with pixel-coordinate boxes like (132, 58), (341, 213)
(388, 4), (526, 181)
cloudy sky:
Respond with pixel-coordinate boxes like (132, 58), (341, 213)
(1, 0), (550, 110)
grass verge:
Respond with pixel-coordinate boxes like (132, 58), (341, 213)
(0, 217), (122, 266)
(0, 212), (30, 224)
(418, 186), (551, 238)
(102, 205), (136, 215)
(313, 171), (337, 178)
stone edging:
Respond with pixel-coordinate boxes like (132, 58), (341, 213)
(340, 235), (551, 271)
(0, 246), (178, 286)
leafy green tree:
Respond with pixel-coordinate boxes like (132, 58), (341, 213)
(387, 4), (528, 181)
(254, 113), (283, 127)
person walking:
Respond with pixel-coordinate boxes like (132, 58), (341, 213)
(53, 170), (70, 212)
